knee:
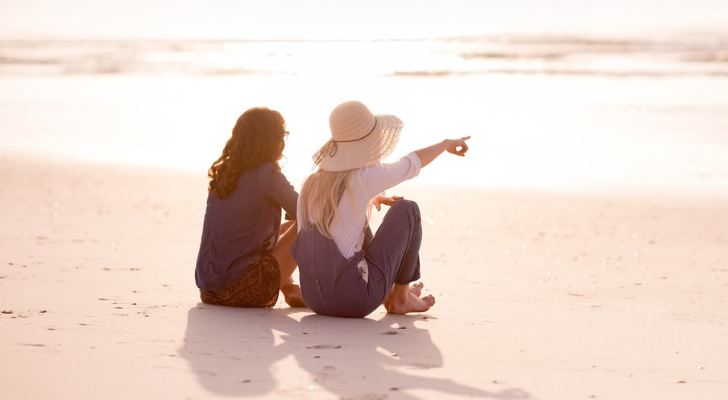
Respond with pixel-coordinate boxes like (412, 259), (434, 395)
(390, 199), (420, 221)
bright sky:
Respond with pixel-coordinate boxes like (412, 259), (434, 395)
(1, 0), (728, 40)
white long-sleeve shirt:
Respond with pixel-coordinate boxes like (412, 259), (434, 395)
(332, 152), (421, 259)
(299, 152), (422, 259)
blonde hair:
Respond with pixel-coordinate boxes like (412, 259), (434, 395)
(298, 169), (358, 239)
(298, 165), (384, 239)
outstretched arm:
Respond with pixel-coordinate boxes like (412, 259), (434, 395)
(414, 136), (471, 168)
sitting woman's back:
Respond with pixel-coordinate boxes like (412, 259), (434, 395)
(195, 106), (304, 308)
(291, 101), (470, 318)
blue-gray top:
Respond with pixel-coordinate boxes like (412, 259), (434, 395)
(195, 163), (298, 291)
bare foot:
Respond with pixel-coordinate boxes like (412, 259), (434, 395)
(383, 285), (395, 310)
(409, 282), (424, 297)
(281, 283), (306, 308)
(384, 282), (425, 309)
(385, 282), (435, 315)
(386, 292), (435, 314)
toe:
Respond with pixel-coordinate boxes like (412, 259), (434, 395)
(410, 282), (424, 297)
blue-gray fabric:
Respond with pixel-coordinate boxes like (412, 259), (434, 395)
(290, 199), (422, 318)
(195, 163), (298, 291)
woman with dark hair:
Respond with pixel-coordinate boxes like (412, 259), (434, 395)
(195, 107), (304, 308)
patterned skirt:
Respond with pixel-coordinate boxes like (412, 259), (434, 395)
(199, 254), (281, 308)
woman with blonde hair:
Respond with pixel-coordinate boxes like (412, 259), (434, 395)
(291, 101), (470, 317)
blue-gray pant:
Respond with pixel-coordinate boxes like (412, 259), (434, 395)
(290, 199), (422, 318)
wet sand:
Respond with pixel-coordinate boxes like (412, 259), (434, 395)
(1, 155), (727, 399)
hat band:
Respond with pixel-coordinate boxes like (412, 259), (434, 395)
(314, 117), (378, 167)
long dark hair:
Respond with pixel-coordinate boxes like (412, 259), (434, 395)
(208, 107), (287, 199)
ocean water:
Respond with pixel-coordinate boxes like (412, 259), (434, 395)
(1, 34), (728, 197)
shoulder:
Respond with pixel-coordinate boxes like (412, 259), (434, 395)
(231, 163), (280, 190)
(256, 163), (296, 191)
(255, 162), (286, 180)
(245, 162), (280, 181)
(256, 162), (277, 174)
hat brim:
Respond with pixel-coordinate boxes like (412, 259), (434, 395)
(313, 114), (403, 172)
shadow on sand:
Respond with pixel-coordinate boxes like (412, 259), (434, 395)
(179, 304), (530, 399)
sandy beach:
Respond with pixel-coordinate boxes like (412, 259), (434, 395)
(1, 154), (727, 399)
(2, 1), (728, 398)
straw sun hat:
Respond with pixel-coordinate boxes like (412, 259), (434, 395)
(313, 101), (404, 172)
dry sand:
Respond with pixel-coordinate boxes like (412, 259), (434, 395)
(1, 154), (727, 399)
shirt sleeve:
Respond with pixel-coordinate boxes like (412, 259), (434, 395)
(258, 163), (299, 220)
(357, 152), (422, 200)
